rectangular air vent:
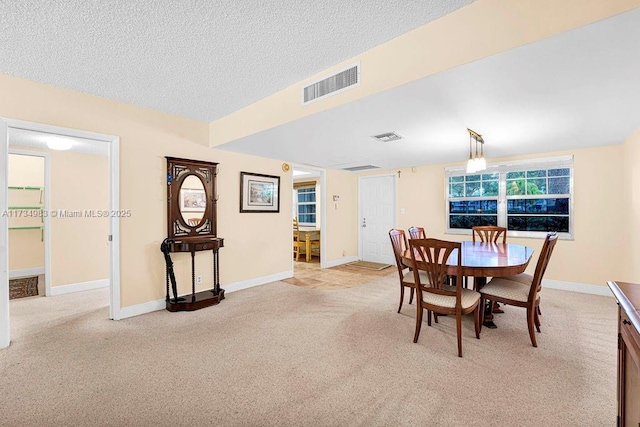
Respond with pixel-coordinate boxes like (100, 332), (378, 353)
(371, 132), (403, 142)
(342, 165), (380, 172)
(303, 63), (360, 104)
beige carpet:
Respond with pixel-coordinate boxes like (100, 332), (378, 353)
(0, 276), (617, 426)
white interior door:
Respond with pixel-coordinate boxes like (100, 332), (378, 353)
(359, 174), (396, 264)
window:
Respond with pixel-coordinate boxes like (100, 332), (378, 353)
(295, 187), (316, 226)
(446, 157), (573, 238)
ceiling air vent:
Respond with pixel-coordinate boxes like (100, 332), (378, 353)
(371, 132), (403, 142)
(303, 63), (360, 104)
(342, 165), (380, 172)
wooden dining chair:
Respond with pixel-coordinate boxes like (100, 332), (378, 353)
(479, 232), (559, 347)
(293, 217), (304, 261)
(408, 238), (482, 357)
(472, 226), (507, 244)
(389, 229), (429, 314)
(467, 226), (508, 290)
(408, 226), (426, 240)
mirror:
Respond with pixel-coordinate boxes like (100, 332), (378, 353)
(179, 175), (206, 226)
(166, 157), (218, 240)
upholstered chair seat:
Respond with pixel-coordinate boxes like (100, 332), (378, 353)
(425, 285), (480, 309)
(402, 270), (429, 285)
(480, 277), (531, 303)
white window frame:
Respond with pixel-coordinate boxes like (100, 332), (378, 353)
(445, 155), (574, 240)
(295, 186), (317, 227)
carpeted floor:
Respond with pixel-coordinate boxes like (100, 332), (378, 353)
(0, 274), (618, 426)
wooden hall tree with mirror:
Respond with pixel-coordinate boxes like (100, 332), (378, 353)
(161, 157), (224, 312)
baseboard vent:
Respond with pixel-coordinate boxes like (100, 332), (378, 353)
(342, 165), (380, 172)
(303, 63), (360, 104)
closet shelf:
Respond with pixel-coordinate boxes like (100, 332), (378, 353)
(9, 226), (43, 230)
(8, 186), (43, 190)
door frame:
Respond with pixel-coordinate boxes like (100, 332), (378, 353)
(357, 173), (397, 263)
(0, 118), (121, 349)
(7, 149), (51, 296)
(291, 164), (327, 269)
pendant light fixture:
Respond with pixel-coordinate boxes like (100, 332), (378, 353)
(466, 128), (486, 173)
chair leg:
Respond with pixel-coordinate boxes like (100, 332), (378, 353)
(537, 305), (542, 315)
(456, 311), (463, 357)
(534, 305), (541, 332)
(434, 313), (439, 324)
(479, 297), (485, 334)
(409, 287), (414, 305)
(413, 305), (423, 343)
(474, 304), (481, 339)
(398, 285), (405, 314)
(527, 307), (538, 347)
(427, 310), (432, 327)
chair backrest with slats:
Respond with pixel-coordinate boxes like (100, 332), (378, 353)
(472, 226), (507, 244)
(389, 229), (409, 281)
(409, 238), (462, 302)
(408, 226), (426, 240)
(293, 218), (300, 242)
(528, 232), (559, 300)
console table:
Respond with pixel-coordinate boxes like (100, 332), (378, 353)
(607, 281), (640, 426)
(166, 237), (224, 312)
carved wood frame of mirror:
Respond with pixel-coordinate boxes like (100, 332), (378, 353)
(166, 156), (218, 240)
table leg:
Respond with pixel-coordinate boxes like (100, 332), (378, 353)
(306, 235), (311, 262)
(475, 277), (498, 329)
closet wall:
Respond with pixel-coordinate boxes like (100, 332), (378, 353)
(8, 154), (45, 273)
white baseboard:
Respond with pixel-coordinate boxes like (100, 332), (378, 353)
(117, 270), (294, 320)
(49, 279), (109, 296)
(119, 298), (166, 319)
(9, 267), (45, 279)
(543, 279), (613, 297)
(224, 270), (293, 293)
(323, 256), (359, 268)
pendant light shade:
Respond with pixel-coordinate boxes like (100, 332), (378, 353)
(466, 128), (486, 173)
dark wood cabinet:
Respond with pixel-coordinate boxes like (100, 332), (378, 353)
(163, 157), (224, 312)
(607, 281), (640, 426)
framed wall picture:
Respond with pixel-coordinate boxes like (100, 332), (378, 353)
(240, 172), (280, 213)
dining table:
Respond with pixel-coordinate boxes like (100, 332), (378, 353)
(401, 241), (535, 327)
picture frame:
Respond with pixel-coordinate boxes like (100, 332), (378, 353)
(180, 188), (207, 212)
(240, 171), (280, 213)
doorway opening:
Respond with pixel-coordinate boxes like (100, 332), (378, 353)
(292, 165), (326, 271)
(0, 119), (121, 349)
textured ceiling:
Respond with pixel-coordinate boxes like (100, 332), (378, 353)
(0, 0), (474, 122)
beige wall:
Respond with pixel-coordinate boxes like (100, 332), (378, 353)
(0, 73), (292, 308)
(324, 169), (358, 261)
(622, 126), (640, 282)
(210, 0), (640, 146)
(8, 154), (45, 271)
(365, 144), (627, 288)
(49, 150), (109, 287)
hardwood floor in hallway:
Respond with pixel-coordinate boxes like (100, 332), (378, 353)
(283, 257), (395, 290)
